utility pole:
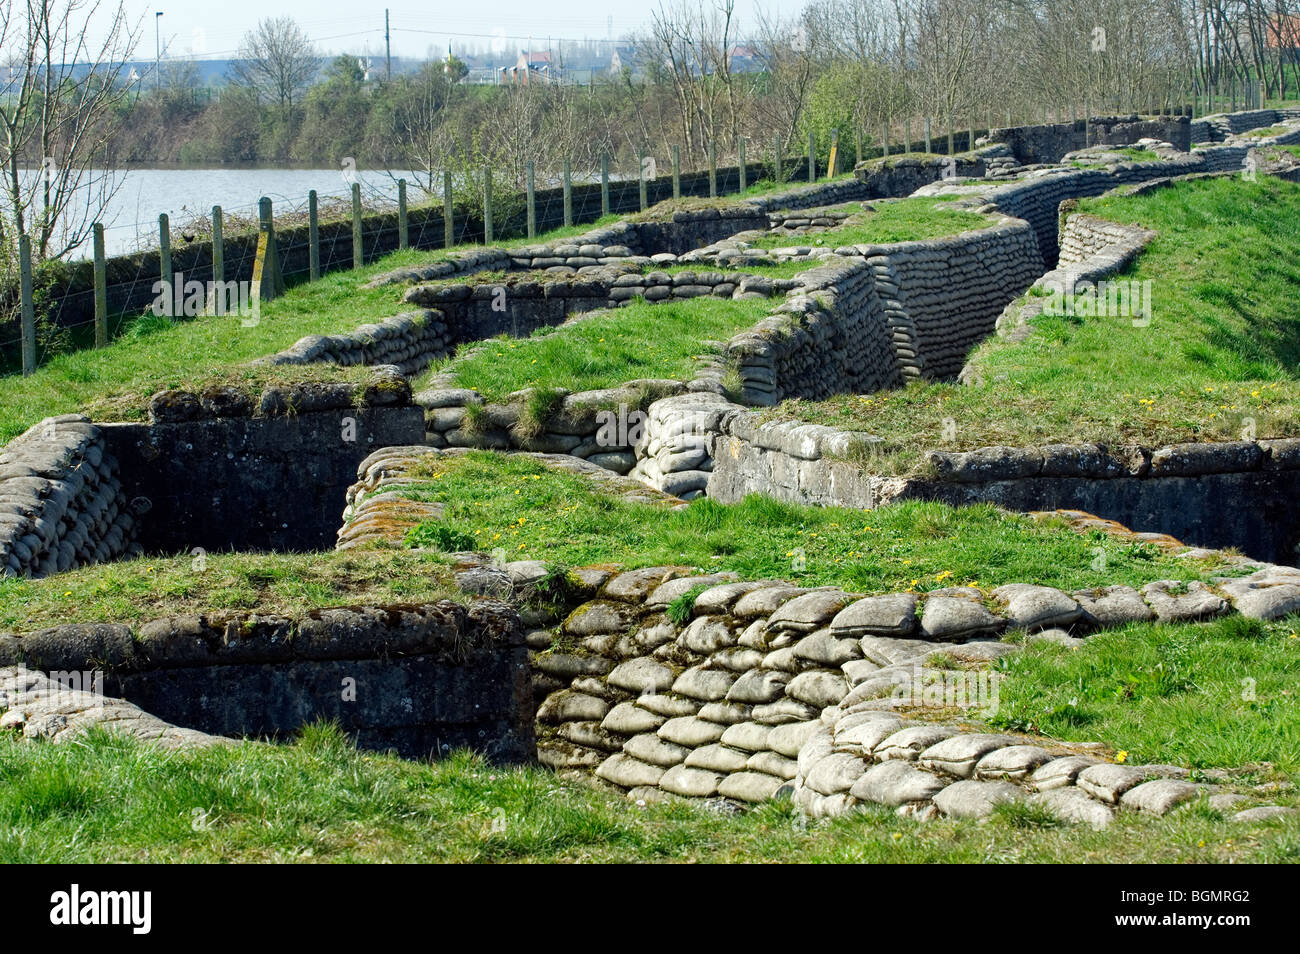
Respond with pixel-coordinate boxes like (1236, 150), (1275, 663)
(155, 11), (163, 92)
(384, 9), (391, 80)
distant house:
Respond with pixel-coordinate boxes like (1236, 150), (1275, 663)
(511, 50), (555, 85)
(1268, 15), (1300, 53)
(727, 45), (761, 73)
(609, 44), (649, 78)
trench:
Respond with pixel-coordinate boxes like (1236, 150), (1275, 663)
(98, 405), (427, 556)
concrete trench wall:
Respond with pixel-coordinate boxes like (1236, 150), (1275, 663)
(853, 153), (990, 197)
(705, 408), (1300, 564)
(859, 222), (1044, 381)
(102, 376), (425, 554)
(723, 258), (900, 408)
(320, 454), (1300, 816)
(706, 216), (1044, 410)
(412, 213), (1044, 490)
(0, 598), (535, 762)
(970, 129), (1299, 264)
(691, 188), (1300, 562)
(403, 265), (787, 351)
(985, 115), (1192, 164)
(0, 371), (425, 575)
(1191, 108), (1300, 141)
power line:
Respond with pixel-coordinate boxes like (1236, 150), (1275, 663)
(392, 27), (628, 47)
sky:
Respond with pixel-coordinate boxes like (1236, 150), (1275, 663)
(106, 0), (811, 62)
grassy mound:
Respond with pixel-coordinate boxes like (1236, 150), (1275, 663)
(772, 175), (1300, 472)
(993, 613), (1300, 772)
(749, 196), (989, 248)
(393, 451), (1229, 593)
(0, 550), (458, 633)
(418, 296), (773, 402)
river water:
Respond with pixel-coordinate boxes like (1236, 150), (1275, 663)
(65, 167), (425, 258)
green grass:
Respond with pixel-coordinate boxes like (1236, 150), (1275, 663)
(994, 614), (1300, 772)
(660, 260), (812, 279)
(747, 196), (989, 249)
(1113, 147), (1161, 161)
(1072, 148), (1160, 168)
(392, 451), (1228, 593)
(774, 176), (1300, 468)
(1243, 124), (1294, 138)
(0, 217), (632, 442)
(417, 296), (774, 402)
(1, 723), (1294, 862)
(0, 549), (458, 633)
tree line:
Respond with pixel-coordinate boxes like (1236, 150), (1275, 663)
(4, 0), (1300, 273)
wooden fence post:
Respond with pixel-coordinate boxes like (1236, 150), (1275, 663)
(881, 122), (889, 158)
(397, 178), (409, 250)
(443, 171), (454, 249)
(483, 169), (493, 243)
(774, 136), (782, 181)
(212, 205), (225, 285)
(807, 132), (816, 182)
(93, 223), (107, 348)
(158, 213), (172, 295)
(672, 145), (681, 199)
(738, 138), (747, 192)
(924, 117), (932, 153)
(351, 183), (364, 268)
(253, 196), (285, 302)
(600, 155), (610, 216)
(19, 234), (35, 375)
(828, 128), (839, 178)
(526, 161), (536, 238)
(709, 141), (717, 197)
(562, 159), (573, 227)
(638, 153), (648, 211)
(307, 193), (319, 281)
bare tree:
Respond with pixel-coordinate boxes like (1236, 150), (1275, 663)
(229, 17), (318, 116)
(643, 0), (743, 163)
(0, 0), (142, 262)
(752, 6), (818, 159)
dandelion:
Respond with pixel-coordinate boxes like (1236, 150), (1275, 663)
(1115, 750), (1128, 763)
